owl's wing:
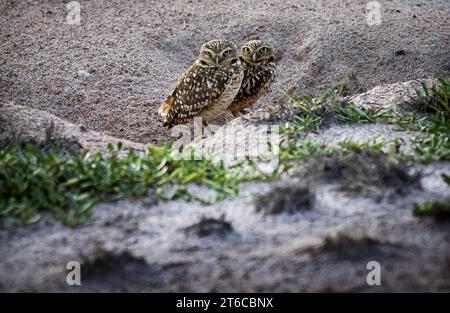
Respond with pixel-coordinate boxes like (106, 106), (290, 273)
(159, 64), (230, 129)
(228, 92), (264, 115)
(228, 63), (276, 114)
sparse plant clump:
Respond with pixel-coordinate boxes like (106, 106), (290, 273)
(278, 138), (334, 169)
(0, 142), (265, 226)
(281, 78), (450, 218)
(411, 78), (450, 163)
(279, 76), (347, 134)
(414, 78), (450, 117)
(282, 77), (450, 164)
(413, 200), (450, 219)
(339, 103), (395, 125)
(280, 74), (413, 135)
(337, 139), (391, 154)
(413, 174), (450, 219)
(412, 133), (450, 163)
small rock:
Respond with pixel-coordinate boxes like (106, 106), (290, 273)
(78, 69), (94, 81)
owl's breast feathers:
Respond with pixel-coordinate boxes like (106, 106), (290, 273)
(226, 61), (275, 116)
(159, 61), (243, 128)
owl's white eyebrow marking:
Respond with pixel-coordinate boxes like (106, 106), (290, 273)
(202, 48), (215, 56)
(220, 48), (232, 54)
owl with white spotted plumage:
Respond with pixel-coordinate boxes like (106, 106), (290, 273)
(159, 39), (243, 128)
(227, 40), (276, 116)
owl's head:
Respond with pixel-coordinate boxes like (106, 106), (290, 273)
(240, 40), (274, 65)
(197, 39), (239, 68)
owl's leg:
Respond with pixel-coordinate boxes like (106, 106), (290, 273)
(231, 109), (249, 117)
(201, 124), (218, 139)
(231, 110), (241, 117)
(202, 120), (215, 137)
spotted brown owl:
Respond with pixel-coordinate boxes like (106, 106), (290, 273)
(227, 40), (276, 117)
(158, 39), (243, 128)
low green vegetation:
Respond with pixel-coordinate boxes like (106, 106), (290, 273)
(414, 174), (450, 218)
(410, 78), (450, 163)
(0, 142), (264, 226)
(414, 199), (450, 219)
(279, 76), (346, 133)
(281, 77), (450, 163)
(1, 77), (449, 226)
(281, 77), (450, 220)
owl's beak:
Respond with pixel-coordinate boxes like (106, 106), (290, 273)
(215, 56), (220, 65)
(252, 53), (257, 62)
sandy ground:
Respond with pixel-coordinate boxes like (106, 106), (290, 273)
(1, 80), (450, 292)
(1, 0), (449, 143)
(1, 122), (450, 292)
(1, 0), (450, 292)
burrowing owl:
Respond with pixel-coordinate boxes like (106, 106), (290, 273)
(227, 40), (276, 116)
(159, 39), (243, 128)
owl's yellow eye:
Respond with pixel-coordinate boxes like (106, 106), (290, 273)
(204, 51), (212, 57)
(223, 49), (231, 56)
(260, 47), (269, 53)
(243, 47), (251, 53)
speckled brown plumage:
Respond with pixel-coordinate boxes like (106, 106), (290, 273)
(159, 39), (243, 128)
(227, 40), (276, 116)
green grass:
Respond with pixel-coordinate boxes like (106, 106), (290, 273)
(277, 135), (395, 174)
(414, 200), (450, 218)
(280, 74), (407, 131)
(278, 138), (333, 166)
(280, 115), (321, 136)
(412, 133), (450, 163)
(279, 75), (348, 134)
(0, 142), (265, 226)
(416, 78), (450, 118)
(2, 77), (449, 226)
(281, 77), (450, 163)
(410, 77), (450, 163)
(0, 136), (393, 227)
(335, 105), (391, 123)
(413, 174), (450, 219)
(333, 102), (427, 134)
(337, 138), (391, 153)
